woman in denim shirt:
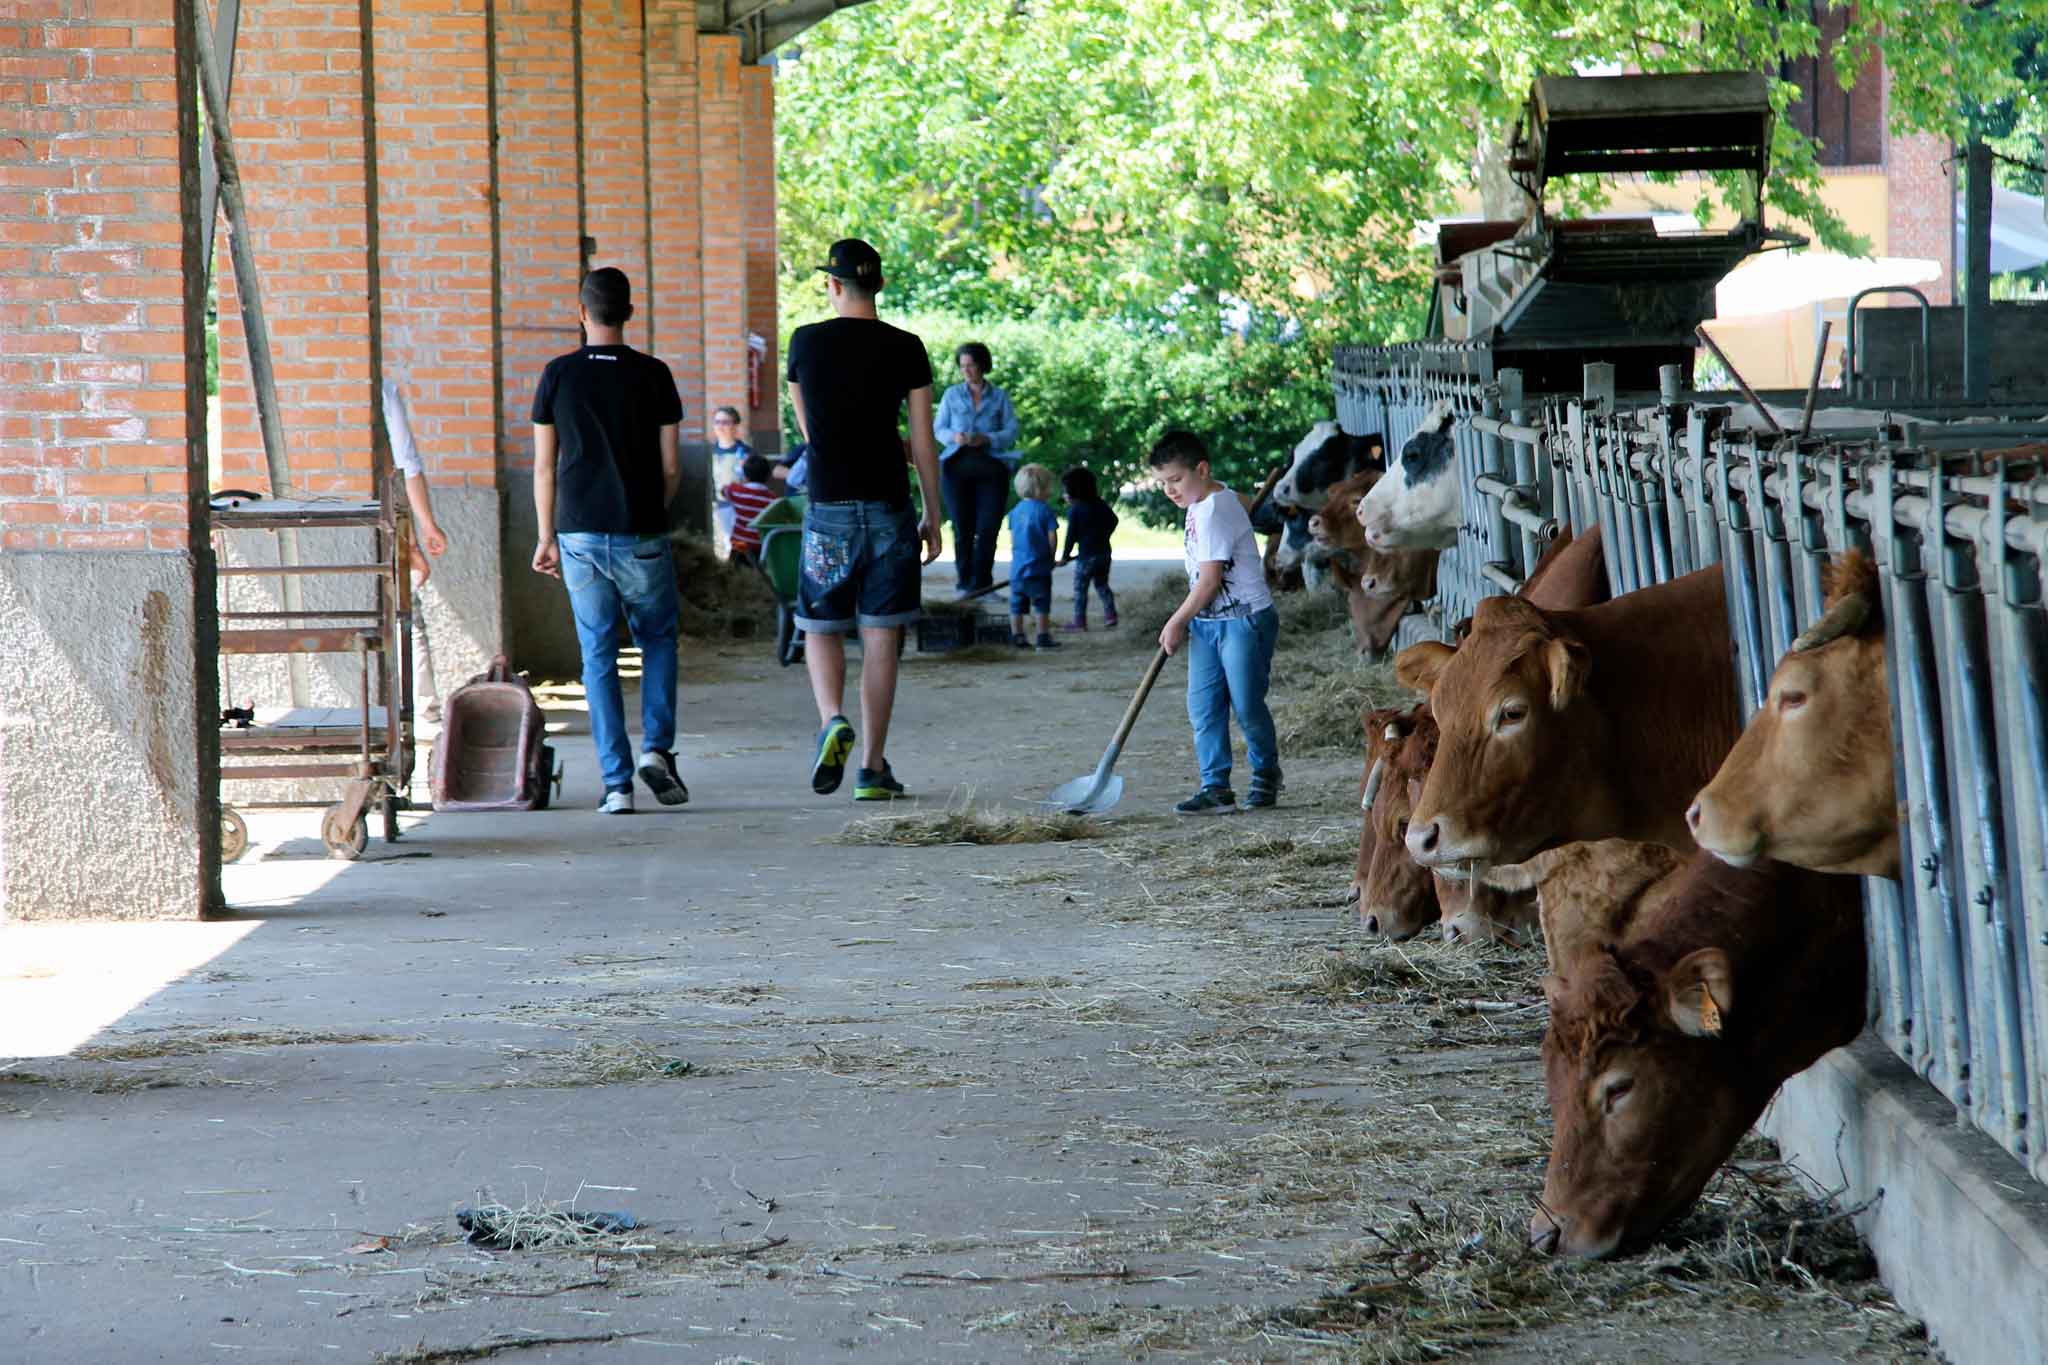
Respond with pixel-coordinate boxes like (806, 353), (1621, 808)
(934, 341), (1020, 596)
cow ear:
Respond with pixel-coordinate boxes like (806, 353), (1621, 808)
(1396, 641), (1455, 694)
(1544, 636), (1589, 710)
(1663, 948), (1734, 1038)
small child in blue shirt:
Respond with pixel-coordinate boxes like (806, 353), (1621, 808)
(1006, 462), (1061, 651)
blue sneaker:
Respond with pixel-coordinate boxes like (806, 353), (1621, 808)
(811, 715), (855, 795)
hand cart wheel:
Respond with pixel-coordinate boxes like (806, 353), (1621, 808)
(532, 743), (562, 811)
(775, 603), (800, 667)
(380, 788), (401, 845)
(322, 803), (369, 860)
(220, 806), (250, 863)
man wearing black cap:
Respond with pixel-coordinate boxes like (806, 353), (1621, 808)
(785, 237), (944, 802)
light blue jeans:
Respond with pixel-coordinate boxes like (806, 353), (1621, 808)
(557, 532), (679, 792)
(1186, 606), (1280, 792)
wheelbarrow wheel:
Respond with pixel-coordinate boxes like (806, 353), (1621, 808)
(322, 804), (369, 860)
(533, 743), (559, 810)
(776, 604), (800, 667)
(220, 806), (249, 863)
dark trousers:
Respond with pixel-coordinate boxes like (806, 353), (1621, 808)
(1072, 552), (1116, 624)
(942, 453), (1008, 591)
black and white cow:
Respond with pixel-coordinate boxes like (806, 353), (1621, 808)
(1356, 401), (1460, 551)
(1271, 421), (1384, 512)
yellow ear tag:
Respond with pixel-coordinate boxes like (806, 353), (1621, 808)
(1698, 986), (1723, 1036)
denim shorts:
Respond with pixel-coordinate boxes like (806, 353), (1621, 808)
(795, 499), (922, 634)
(1008, 572), (1052, 616)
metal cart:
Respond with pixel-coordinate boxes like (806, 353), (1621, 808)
(212, 494), (415, 861)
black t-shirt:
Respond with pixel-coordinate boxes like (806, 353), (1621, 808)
(1065, 499), (1119, 556)
(531, 344), (683, 535)
(785, 317), (933, 506)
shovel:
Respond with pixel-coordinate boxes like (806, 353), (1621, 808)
(1044, 464), (1288, 816)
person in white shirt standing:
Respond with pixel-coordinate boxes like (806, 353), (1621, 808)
(381, 377), (451, 716)
(1151, 429), (1281, 815)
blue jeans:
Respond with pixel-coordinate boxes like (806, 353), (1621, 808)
(795, 500), (922, 633)
(557, 532), (679, 791)
(942, 453), (1009, 591)
(1072, 552), (1115, 623)
(1186, 606), (1280, 792)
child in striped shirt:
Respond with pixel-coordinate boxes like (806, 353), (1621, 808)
(722, 453), (780, 564)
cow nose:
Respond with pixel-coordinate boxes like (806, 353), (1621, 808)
(1407, 821), (1440, 858)
(1362, 913), (1381, 936)
(1529, 1212), (1563, 1256)
(1685, 798), (1703, 833)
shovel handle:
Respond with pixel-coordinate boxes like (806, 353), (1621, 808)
(1249, 464), (1286, 515)
(1102, 647), (1170, 761)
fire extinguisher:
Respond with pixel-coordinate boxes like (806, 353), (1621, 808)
(745, 332), (767, 414)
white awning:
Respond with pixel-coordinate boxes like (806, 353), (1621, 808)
(1955, 185), (2048, 275)
(1715, 250), (1942, 318)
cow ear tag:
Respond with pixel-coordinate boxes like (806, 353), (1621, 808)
(1665, 948), (1733, 1037)
(1696, 985), (1723, 1036)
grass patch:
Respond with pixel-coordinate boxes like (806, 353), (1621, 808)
(832, 807), (1104, 847)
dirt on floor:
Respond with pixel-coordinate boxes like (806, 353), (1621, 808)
(1, 564), (1933, 1363)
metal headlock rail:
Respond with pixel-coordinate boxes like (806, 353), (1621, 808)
(1335, 341), (2048, 1183)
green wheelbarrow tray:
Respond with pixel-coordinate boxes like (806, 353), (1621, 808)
(752, 496), (807, 667)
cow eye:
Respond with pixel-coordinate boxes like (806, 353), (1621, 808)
(1778, 689), (1808, 712)
(1496, 702), (1528, 730)
(1600, 1075), (1635, 1115)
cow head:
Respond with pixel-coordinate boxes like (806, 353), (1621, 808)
(1358, 401), (1461, 551)
(1531, 942), (1755, 1258)
(1437, 870), (1540, 947)
(1358, 705), (1437, 939)
(1688, 551), (1896, 879)
(1274, 422), (1385, 512)
(1395, 594), (1611, 871)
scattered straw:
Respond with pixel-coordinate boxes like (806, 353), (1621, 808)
(1273, 656), (1414, 753)
(490, 1040), (696, 1089)
(670, 533), (777, 640)
(456, 1195), (642, 1251)
(832, 807), (1104, 847)
(71, 1029), (398, 1062)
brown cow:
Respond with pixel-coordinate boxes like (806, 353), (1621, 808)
(1516, 840), (1865, 1258)
(1688, 551), (1898, 879)
(1395, 566), (1738, 870)
(1356, 705), (1439, 939)
(1308, 468), (1439, 654)
(1518, 524), (1609, 610)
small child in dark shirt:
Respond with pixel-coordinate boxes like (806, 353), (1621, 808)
(1059, 465), (1119, 630)
(721, 453), (779, 564)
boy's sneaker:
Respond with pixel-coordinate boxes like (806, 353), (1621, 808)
(812, 715), (855, 795)
(1104, 611), (1120, 628)
(598, 786), (634, 815)
(1175, 786), (1238, 816)
(1061, 619), (1088, 632)
(1245, 771), (1283, 809)
(637, 749), (689, 806)
(853, 765), (907, 801)
(1011, 632), (1031, 648)
(1035, 633), (1062, 650)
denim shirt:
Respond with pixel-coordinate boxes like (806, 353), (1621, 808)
(935, 382), (1020, 466)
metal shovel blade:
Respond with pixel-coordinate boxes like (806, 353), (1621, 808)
(1046, 770), (1124, 816)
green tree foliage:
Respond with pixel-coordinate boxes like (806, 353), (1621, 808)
(777, 0), (2036, 344)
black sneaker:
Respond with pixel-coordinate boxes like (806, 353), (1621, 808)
(853, 765), (907, 801)
(812, 715), (855, 795)
(1035, 633), (1061, 650)
(1245, 771), (1282, 809)
(1011, 632), (1031, 648)
(1175, 787), (1238, 816)
(637, 749), (689, 806)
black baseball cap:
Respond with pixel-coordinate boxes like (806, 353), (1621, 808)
(816, 237), (883, 287)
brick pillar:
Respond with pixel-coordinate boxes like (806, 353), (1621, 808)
(739, 61), (779, 454)
(0, 3), (217, 918)
(1884, 71), (1953, 306)
(579, 0), (649, 351)
(213, 0), (378, 497)
(697, 34), (746, 440)
(646, 0), (704, 422)
(376, 0), (501, 686)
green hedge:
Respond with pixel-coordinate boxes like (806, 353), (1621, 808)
(784, 311), (1331, 527)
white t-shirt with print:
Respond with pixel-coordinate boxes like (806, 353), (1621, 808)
(1183, 486), (1273, 619)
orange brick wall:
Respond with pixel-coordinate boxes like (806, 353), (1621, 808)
(1, 6), (190, 550)
(1884, 68), (1953, 306)
(697, 34), (746, 441)
(646, 0), (705, 422)
(579, 0), (650, 353)
(213, 0), (378, 498)
(374, 0), (496, 491)
(739, 62), (779, 453)
(494, 0), (582, 474)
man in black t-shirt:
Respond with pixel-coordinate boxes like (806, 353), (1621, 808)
(531, 267), (690, 815)
(784, 237), (944, 803)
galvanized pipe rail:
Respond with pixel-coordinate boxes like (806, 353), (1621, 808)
(1333, 343), (2048, 1184)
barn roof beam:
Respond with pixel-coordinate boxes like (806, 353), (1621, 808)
(699, 0), (877, 64)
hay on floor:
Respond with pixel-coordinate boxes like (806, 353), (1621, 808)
(1272, 656), (1415, 753)
(832, 807), (1105, 847)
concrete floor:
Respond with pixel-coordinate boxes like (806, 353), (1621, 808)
(2, 560), (1932, 1363)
